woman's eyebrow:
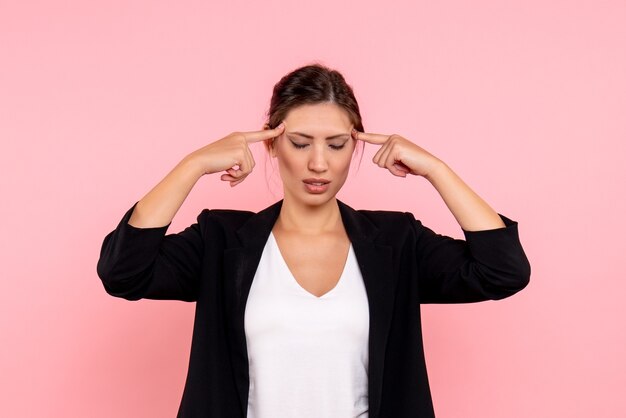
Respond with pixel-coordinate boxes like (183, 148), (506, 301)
(287, 132), (350, 140)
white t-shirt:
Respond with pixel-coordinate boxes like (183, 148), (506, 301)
(244, 232), (370, 418)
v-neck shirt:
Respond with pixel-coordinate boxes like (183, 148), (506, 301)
(244, 232), (370, 417)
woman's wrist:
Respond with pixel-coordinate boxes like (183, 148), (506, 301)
(422, 158), (448, 183)
(181, 152), (209, 179)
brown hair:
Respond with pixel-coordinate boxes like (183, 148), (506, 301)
(264, 63), (364, 154)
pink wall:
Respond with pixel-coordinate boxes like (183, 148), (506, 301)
(1, 0), (624, 417)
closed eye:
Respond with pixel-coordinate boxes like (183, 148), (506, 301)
(290, 140), (308, 149)
(289, 139), (347, 150)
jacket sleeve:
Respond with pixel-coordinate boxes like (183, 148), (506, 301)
(411, 213), (531, 303)
(96, 201), (204, 302)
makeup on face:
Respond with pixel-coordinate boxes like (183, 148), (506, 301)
(273, 103), (355, 205)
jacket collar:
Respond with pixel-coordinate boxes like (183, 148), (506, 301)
(234, 198), (381, 244)
(223, 199), (395, 418)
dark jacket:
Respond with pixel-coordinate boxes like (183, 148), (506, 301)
(97, 199), (530, 417)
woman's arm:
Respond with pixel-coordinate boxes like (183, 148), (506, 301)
(129, 124), (285, 228)
(352, 129), (529, 302)
(352, 130), (505, 231)
(97, 125), (285, 301)
(423, 160), (505, 231)
(127, 155), (205, 228)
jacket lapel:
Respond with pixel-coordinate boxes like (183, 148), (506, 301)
(338, 200), (396, 418)
(222, 199), (396, 418)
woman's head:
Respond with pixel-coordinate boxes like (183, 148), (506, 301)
(263, 63), (364, 206)
(265, 63), (364, 133)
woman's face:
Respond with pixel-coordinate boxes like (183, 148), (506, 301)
(270, 102), (356, 207)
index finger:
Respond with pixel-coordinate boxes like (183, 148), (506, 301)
(243, 123), (285, 143)
(352, 129), (389, 145)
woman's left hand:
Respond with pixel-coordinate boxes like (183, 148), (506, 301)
(351, 129), (442, 178)
(353, 128), (507, 231)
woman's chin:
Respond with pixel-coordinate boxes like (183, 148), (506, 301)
(284, 190), (338, 207)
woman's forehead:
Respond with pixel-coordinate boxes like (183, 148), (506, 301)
(283, 103), (353, 131)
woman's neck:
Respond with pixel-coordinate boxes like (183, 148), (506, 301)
(274, 197), (343, 235)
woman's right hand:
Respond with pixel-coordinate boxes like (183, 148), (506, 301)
(188, 123), (284, 187)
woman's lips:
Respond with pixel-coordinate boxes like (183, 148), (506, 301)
(303, 178), (330, 194)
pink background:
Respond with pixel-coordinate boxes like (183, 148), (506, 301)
(1, 0), (624, 417)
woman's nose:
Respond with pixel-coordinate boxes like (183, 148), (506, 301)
(307, 146), (329, 173)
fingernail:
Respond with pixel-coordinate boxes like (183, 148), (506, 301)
(277, 122), (284, 129)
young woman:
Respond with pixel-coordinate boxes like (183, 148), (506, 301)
(97, 63), (530, 418)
